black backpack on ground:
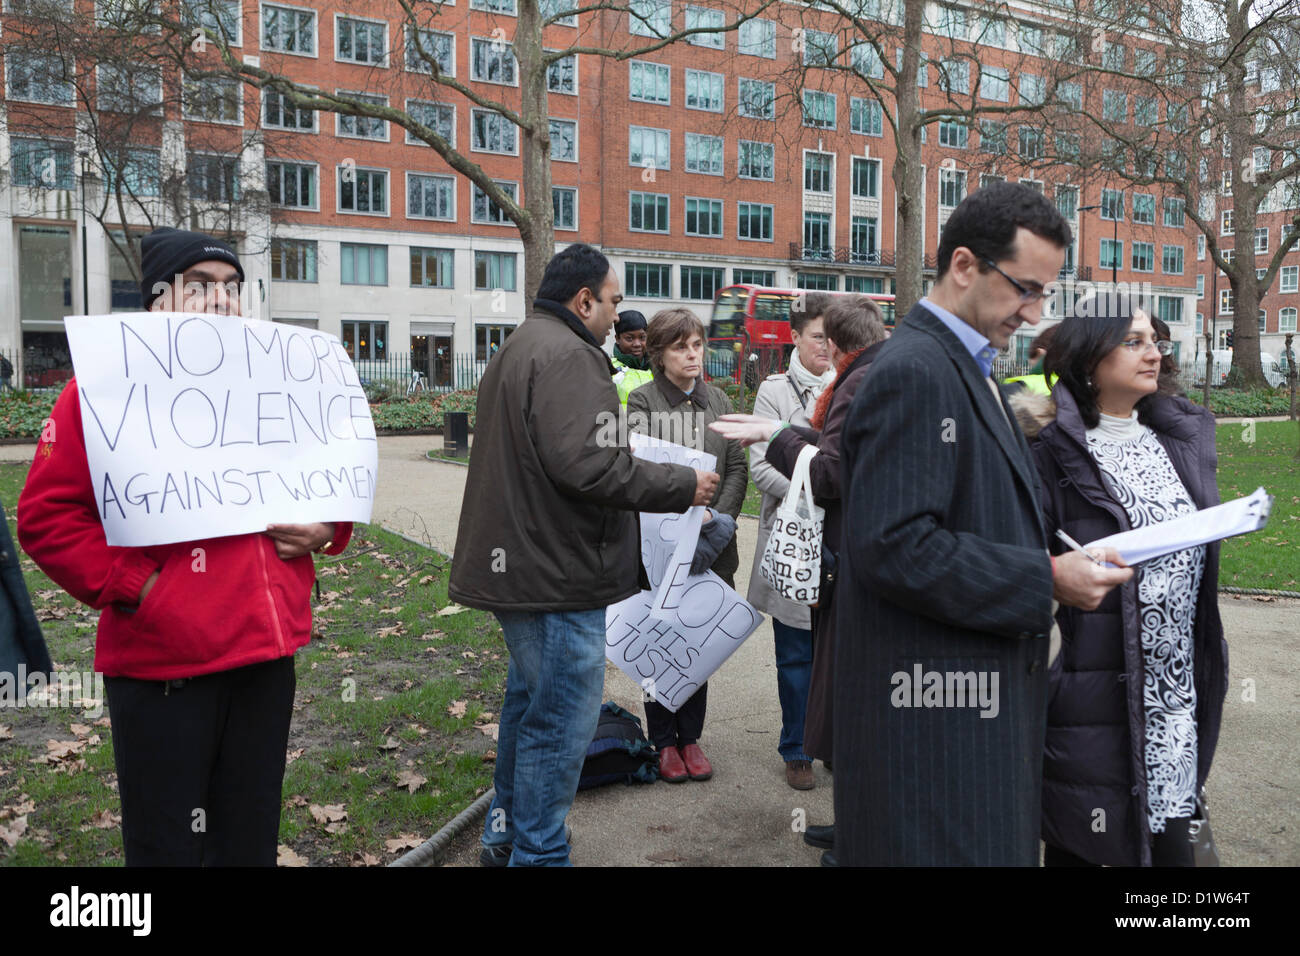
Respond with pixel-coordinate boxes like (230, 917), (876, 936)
(578, 701), (659, 790)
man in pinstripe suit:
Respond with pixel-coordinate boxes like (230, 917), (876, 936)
(834, 182), (1131, 865)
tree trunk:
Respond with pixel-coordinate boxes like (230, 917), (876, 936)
(893, 0), (925, 315)
(516, 0), (555, 306)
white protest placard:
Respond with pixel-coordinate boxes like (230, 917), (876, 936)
(65, 312), (379, 547)
(604, 433), (762, 712)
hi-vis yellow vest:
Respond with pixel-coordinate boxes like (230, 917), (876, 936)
(1003, 372), (1056, 396)
(612, 357), (654, 405)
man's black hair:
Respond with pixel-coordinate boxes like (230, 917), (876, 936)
(536, 243), (612, 304)
(936, 181), (1072, 279)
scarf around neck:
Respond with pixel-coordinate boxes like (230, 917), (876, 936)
(614, 345), (651, 370)
(788, 348), (835, 406)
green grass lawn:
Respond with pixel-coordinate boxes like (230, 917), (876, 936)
(1, 462), (505, 867)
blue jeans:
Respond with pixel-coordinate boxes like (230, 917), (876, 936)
(480, 608), (606, 866)
(772, 619), (813, 762)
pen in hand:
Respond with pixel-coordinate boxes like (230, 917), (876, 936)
(1055, 529), (1106, 567)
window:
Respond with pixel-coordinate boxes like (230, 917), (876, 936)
(626, 262), (672, 297)
(803, 212), (832, 258)
(547, 53), (576, 94)
(405, 27), (454, 74)
(981, 174), (1005, 189)
(1101, 189), (1125, 221)
(406, 101), (455, 146)
(629, 191), (669, 232)
(183, 75), (242, 123)
(939, 119), (968, 149)
(10, 138), (75, 189)
(262, 4), (316, 55)
(1254, 147), (1270, 174)
(939, 168), (966, 208)
(739, 18), (775, 58)
(471, 37), (517, 84)
(1132, 194), (1154, 225)
(1197, 235), (1206, 260)
(685, 70), (724, 112)
(471, 0), (517, 12)
(1256, 227), (1269, 254)
(1162, 245), (1184, 275)
(1281, 308), (1298, 332)
(685, 197), (723, 237)
(96, 64), (162, 114)
(553, 187), (577, 230)
(266, 160), (316, 209)
(1162, 197), (1185, 228)
(1055, 185), (1078, 220)
(629, 0), (670, 38)
(845, 276), (884, 293)
(5, 53), (74, 106)
(852, 42), (885, 79)
(734, 269), (776, 287)
(796, 273), (838, 291)
(263, 90), (315, 131)
(1195, 313), (1203, 334)
(1197, 275), (1205, 297)
(407, 172), (455, 220)
(1282, 265), (1299, 293)
(271, 238), (317, 282)
(852, 157), (880, 199)
(979, 121), (1007, 156)
(106, 147), (161, 197)
(802, 90), (836, 129)
(629, 126), (670, 170)
(1100, 239), (1123, 270)
(475, 326), (514, 362)
(851, 216), (878, 262)
(336, 93), (388, 140)
(1132, 96), (1157, 127)
(1260, 309), (1267, 334)
(187, 152), (239, 201)
(96, 0), (161, 31)
(804, 152), (833, 193)
(1223, 249), (1235, 264)
(1132, 242), (1154, 272)
(472, 181), (517, 224)
(336, 15), (386, 65)
(738, 140), (774, 181)
(1157, 296), (1184, 326)
(803, 30), (838, 68)
(474, 251), (517, 291)
(1221, 209), (1234, 235)
(933, 4), (966, 39)
(686, 6), (725, 47)
(939, 58), (969, 94)
(1055, 132), (1080, 164)
(184, 0), (241, 42)
(1018, 127), (1043, 160)
(1019, 73), (1044, 106)
(1219, 289), (1232, 315)
(1134, 47), (1156, 74)
(851, 97), (883, 136)
(1018, 23), (1045, 57)
(976, 15), (1005, 47)
(340, 243), (388, 286)
(338, 166), (388, 215)
(738, 78), (774, 119)
(980, 66), (1009, 103)
(550, 118), (577, 161)
(1057, 82), (1082, 110)
(1102, 90), (1127, 124)
(737, 202), (773, 241)
(1102, 41), (1125, 71)
(684, 134), (723, 175)
(630, 61), (670, 104)
(681, 266), (725, 300)
(343, 320), (388, 360)
(411, 247), (454, 288)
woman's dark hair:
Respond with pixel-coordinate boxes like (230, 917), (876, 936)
(1044, 309), (1158, 429)
(790, 292), (833, 333)
(937, 181), (1072, 279)
(536, 243), (611, 304)
(645, 308), (707, 374)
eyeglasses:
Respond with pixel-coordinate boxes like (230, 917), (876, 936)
(982, 259), (1046, 304)
(1120, 338), (1175, 355)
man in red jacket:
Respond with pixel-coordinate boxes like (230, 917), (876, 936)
(18, 227), (351, 866)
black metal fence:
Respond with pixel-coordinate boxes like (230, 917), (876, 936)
(352, 350), (486, 394)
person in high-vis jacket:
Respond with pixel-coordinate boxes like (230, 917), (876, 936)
(611, 310), (654, 405)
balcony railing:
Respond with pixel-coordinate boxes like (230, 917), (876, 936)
(787, 244), (938, 271)
(1058, 265), (1093, 280)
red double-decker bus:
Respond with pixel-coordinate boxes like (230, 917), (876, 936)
(706, 284), (896, 385)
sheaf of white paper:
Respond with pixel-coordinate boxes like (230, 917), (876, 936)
(1086, 486), (1273, 565)
(65, 313), (378, 547)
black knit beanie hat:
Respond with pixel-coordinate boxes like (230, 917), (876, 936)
(139, 227), (245, 307)
(616, 310), (648, 336)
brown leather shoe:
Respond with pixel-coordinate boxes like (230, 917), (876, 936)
(785, 759), (814, 791)
(658, 745), (688, 783)
(681, 743), (713, 780)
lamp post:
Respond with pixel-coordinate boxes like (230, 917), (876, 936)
(78, 151), (90, 315)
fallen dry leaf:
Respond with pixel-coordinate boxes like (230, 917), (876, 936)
(379, 607), (402, 615)
(436, 604), (468, 617)
(482, 751), (496, 763)
(285, 748), (305, 764)
(351, 851), (381, 867)
(308, 803), (347, 825)
(475, 712), (495, 723)
(461, 651), (477, 660)
(0, 815), (29, 847)
(385, 834), (424, 854)
(92, 717), (112, 728)
(277, 844), (309, 867)
(478, 723), (499, 741)
(0, 726), (11, 741)
(379, 736), (400, 751)
(375, 625), (405, 639)
(286, 795), (309, 807)
(446, 700), (467, 719)
(324, 822), (349, 835)
(418, 575), (434, 586)
(394, 770), (427, 794)
(69, 723), (92, 737)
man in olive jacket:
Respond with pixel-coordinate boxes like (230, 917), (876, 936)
(449, 243), (717, 866)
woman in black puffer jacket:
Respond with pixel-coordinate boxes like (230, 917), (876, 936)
(1012, 308), (1228, 867)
